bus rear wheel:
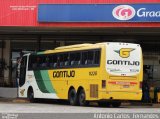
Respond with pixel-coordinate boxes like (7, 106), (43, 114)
(78, 89), (88, 106)
(111, 102), (121, 108)
(68, 88), (78, 106)
(27, 88), (34, 103)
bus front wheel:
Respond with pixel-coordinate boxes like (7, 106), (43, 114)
(27, 88), (34, 103)
(68, 88), (78, 106)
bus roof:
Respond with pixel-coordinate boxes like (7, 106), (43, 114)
(55, 43), (93, 50)
(29, 42), (140, 55)
(34, 43), (104, 55)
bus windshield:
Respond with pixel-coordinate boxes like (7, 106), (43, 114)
(106, 43), (141, 76)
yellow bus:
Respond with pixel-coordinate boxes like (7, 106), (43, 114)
(18, 42), (143, 107)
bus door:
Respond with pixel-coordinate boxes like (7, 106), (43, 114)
(19, 56), (27, 87)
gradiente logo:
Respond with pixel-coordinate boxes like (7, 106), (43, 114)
(112, 5), (136, 20)
(114, 48), (135, 58)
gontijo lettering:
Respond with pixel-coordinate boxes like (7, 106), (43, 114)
(53, 70), (75, 78)
(107, 60), (140, 66)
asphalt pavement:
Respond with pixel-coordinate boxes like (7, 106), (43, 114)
(0, 98), (160, 119)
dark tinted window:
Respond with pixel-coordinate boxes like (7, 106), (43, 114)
(19, 56), (27, 87)
(82, 51), (94, 65)
(59, 53), (69, 67)
(28, 48), (101, 70)
(64, 54), (70, 66)
(82, 52), (88, 65)
(94, 50), (100, 64)
(28, 55), (37, 70)
(70, 52), (81, 66)
(88, 51), (94, 65)
(40, 55), (49, 68)
(49, 54), (57, 68)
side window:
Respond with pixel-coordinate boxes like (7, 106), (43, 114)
(52, 53), (69, 68)
(64, 53), (70, 66)
(59, 54), (65, 67)
(28, 49), (101, 70)
(81, 49), (100, 66)
(40, 55), (48, 68)
(19, 56), (27, 87)
(28, 55), (37, 70)
(45, 56), (50, 68)
(36, 56), (41, 68)
(20, 57), (27, 69)
(29, 55), (58, 70)
(59, 53), (69, 67)
(82, 51), (94, 65)
(94, 50), (100, 65)
(28, 56), (32, 70)
(88, 51), (94, 65)
(57, 55), (60, 68)
(50, 54), (57, 68)
(48, 55), (53, 68)
(82, 52), (88, 65)
(70, 52), (81, 66)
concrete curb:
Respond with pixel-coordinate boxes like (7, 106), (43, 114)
(0, 98), (15, 102)
(0, 98), (29, 103)
(12, 98), (29, 103)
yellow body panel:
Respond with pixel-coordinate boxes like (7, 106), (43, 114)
(48, 67), (101, 100)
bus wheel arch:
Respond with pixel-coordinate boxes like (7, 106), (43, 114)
(77, 86), (88, 106)
(27, 86), (34, 103)
(68, 86), (78, 106)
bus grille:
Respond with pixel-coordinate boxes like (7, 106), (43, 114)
(90, 84), (98, 98)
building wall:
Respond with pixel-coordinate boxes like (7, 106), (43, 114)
(0, 0), (160, 27)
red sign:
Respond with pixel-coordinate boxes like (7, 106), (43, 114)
(0, 0), (160, 27)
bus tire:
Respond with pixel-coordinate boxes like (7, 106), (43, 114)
(68, 88), (78, 106)
(98, 102), (111, 107)
(78, 89), (88, 106)
(111, 102), (121, 108)
(27, 87), (34, 103)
